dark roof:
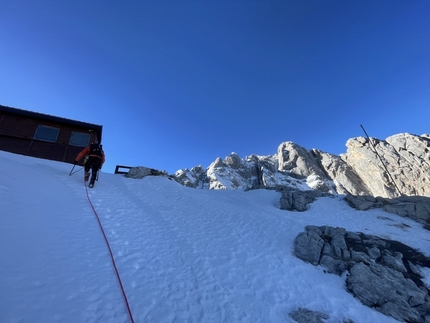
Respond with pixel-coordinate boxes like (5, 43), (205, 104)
(0, 104), (103, 141)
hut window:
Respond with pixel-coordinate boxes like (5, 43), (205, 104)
(34, 125), (60, 142)
(69, 132), (90, 147)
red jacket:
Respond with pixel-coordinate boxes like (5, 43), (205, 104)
(75, 146), (105, 165)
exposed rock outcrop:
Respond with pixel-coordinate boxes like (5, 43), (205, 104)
(343, 133), (430, 198)
(344, 194), (430, 229)
(175, 152), (317, 191)
(279, 188), (332, 212)
(312, 149), (371, 196)
(172, 133), (430, 199)
(294, 225), (430, 322)
(125, 166), (169, 179)
(288, 307), (355, 323)
(288, 308), (329, 323)
(173, 144), (370, 196)
(126, 133), (430, 223)
(174, 165), (206, 188)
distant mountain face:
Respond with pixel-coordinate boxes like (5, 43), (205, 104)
(172, 133), (430, 199)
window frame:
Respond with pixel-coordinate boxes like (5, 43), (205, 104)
(33, 125), (60, 143)
(69, 132), (91, 147)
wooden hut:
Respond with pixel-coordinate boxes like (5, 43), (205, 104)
(0, 104), (103, 164)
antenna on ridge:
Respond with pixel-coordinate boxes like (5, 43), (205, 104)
(360, 124), (402, 197)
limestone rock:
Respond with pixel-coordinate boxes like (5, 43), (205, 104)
(344, 194), (430, 229)
(280, 189), (331, 212)
(166, 133), (430, 200)
(294, 225), (430, 322)
(288, 307), (355, 323)
(278, 142), (325, 178)
(294, 228), (325, 265)
(165, 132), (430, 225)
(125, 166), (167, 179)
(312, 149), (371, 196)
(288, 308), (329, 323)
(223, 152), (241, 169)
(347, 263), (427, 322)
(174, 165), (206, 188)
(343, 133), (430, 198)
(205, 153), (259, 190)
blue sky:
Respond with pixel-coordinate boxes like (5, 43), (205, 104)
(1, 1), (429, 174)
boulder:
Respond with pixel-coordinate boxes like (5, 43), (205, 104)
(294, 226), (430, 322)
(344, 194), (430, 229)
(279, 189), (331, 212)
(346, 263), (427, 322)
(288, 308), (329, 323)
(125, 166), (167, 179)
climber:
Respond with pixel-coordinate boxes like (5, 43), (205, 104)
(74, 141), (105, 188)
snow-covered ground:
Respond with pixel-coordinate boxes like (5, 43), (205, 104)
(1, 150), (429, 323)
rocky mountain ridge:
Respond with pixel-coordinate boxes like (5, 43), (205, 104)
(127, 133), (430, 227)
(171, 132), (430, 229)
(173, 132), (430, 199)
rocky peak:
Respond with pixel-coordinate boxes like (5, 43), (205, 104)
(223, 152), (241, 169)
(172, 132), (430, 200)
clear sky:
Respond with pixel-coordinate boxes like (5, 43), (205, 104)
(1, 1), (429, 174)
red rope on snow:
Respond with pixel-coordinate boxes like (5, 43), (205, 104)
(84, 181), (135, 323)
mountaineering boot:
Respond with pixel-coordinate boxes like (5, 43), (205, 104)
(89, 181), (95, 188)
(84, 172), (90, 182)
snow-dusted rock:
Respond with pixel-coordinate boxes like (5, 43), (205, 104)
(174, 165), (206, 188)
(288, 308), (329, 323)
(344, 195), (430, 229)
(347, 263), (428, 323)
(125, 166), (167, 179)
(205, 153), (259, 190)
(279, 188), (331, 212)
(288, 307), (355, 323)
(294, 226), (430, 323)
(175, 152), (310, 191)
(172, 139), (373, 196)
(173, 144), (359, 195)
(150, 132), (430, 226)
(172, 132), (430, 200)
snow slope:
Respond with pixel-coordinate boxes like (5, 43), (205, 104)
(1, 150), (430, 323)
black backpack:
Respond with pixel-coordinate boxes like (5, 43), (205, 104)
(89, 143), (103, 157)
